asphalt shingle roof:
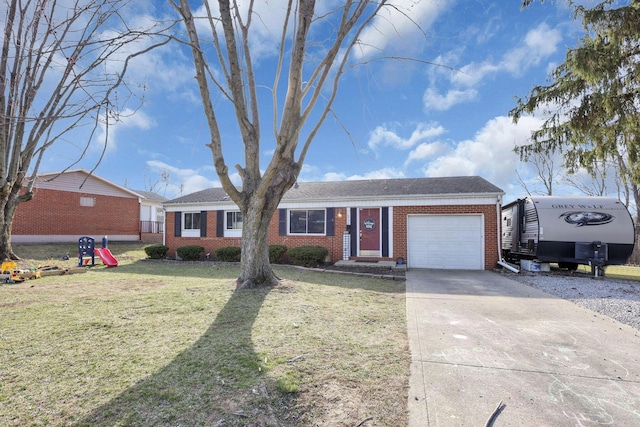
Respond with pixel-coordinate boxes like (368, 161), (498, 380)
(132, 190), (169, 203)
(165, 176), (503, 205)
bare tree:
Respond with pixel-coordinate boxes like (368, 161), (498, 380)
(144, 167), (171, 197)
(516, 149), (562, 196)
(608, 137), (639, 214)
(563, 158), (611, 197)
(0, 0), (170, 260)
(517, 146), (628, 200)
(171, 0), (423, 288)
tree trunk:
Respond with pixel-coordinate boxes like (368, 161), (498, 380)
(236, 196), (280, 290)
(235, 161), (299, 289)
(0, 193), (21, 261)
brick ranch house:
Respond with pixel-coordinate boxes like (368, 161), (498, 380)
(12, 169), (166, 243)
(164, 176), (505, 270)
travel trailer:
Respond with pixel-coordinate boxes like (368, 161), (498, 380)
(502, 196), (635, 274)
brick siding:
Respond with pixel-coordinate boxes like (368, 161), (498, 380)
(166, 205), (500, 270)
(393, 205), (499, 270)
(13, 187), (140, 238)
(165, 210), (348, 262)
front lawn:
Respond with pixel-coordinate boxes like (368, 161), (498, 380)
(1, 244), (409, 426)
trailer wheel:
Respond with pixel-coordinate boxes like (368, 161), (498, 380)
(558, 262), (578, 271)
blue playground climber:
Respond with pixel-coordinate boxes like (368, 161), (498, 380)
(78, 236), (95, 266)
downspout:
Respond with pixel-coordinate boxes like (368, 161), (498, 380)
(138, 197), (143, 241)
(496, 195), (519, 273)
(162, 207), (167, 246)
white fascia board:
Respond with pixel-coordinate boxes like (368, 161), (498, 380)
(164, 203), (240, 212)
(277, 193), (503, 209)
(163, 192), (503, 211)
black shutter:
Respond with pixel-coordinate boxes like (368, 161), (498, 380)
(200, 211), (207, 237)
(174, 212), (182, 237)
(350, 208), (357, 256)
(279, 209), (287, 235)
(381, 207), (389, 257)
(216, 210), (224, 237)
(326, 208), (335, 236)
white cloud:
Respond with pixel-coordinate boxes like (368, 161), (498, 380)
(191, 1), (289, 60)
(501, 23), (562, 74)
(186, 0), (450, 63)
(190, 1), (361, 62)
(427, 23), (563, 111)
(405, 141), (447, 165)
(95, 108), (154, 153)
(450, 62), (500, 88)
(368, 122), (445, 151)
(322, 172), (348, 181)
(298, 165), (348, 183)
(297, 163), (323, 182)
(460, 23), (561, 86)
(355, 0), (454, 60)
(346, 168), (407, 181)
(421, 115), (545, 200)
(423, 87), (478, 111)
(298, 163), (405, 183)
(145, 160), (224, 197)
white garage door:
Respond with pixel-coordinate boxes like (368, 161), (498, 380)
(407, 215), (484, 270)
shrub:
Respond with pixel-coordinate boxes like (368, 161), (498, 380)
(215, 246), (242, 262)
(176, 245), (205, 261)
(269, 245), (287, 263)
(144, 244), (169, 259)
(287, 245), (328, 267)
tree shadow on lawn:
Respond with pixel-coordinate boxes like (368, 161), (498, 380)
(95, 259), (405, 293)
(76, 285), (296, 427)
(91, 259), (244, 280)
(76, 261), (406, 426)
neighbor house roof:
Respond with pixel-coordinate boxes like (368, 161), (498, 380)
(165, 176), (504, 205)
(33, 169), (142, 198)
(132, 190), (169, 203)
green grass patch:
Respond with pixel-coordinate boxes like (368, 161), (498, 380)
(276, 371), (301, 394)
(1, 244), (409, 426)
(574, 264), (640, 280)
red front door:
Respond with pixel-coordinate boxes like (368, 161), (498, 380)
(359, 208), (380, 256)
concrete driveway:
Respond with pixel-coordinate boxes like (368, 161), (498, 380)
(406, 269), (640, 426)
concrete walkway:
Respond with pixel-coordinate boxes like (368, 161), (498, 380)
(406, 269), (640, 426)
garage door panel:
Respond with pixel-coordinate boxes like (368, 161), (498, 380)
(408, 215), (483, 270)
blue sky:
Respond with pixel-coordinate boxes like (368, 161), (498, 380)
(36, 0), (597, 203)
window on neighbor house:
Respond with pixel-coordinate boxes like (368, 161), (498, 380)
(184, 212), (201, 230)
(226, 211), (243, 230)
(80, 196), (95, 207)
(289, 209), (325, 234)
(156, 207), (165, 222)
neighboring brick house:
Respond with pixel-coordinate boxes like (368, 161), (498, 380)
(164, 176), (505, 270)
(12, 170), (162, 243)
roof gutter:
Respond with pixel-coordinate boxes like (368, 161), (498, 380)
(281, 191), (505, 204)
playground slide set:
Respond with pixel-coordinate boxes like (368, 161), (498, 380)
(94, 248), (119, 267)
(78, 236), (118, 267)
(2, 237), (118, 283)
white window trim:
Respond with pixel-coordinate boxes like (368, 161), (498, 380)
(224, 210), (243, 238)
(182, 212), (201, 238)
(288, 208), (327, 236)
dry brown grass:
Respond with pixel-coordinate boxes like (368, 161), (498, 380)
(1, 243), (409, 426)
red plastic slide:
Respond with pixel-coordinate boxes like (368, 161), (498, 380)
(94, 248), (119, 267)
